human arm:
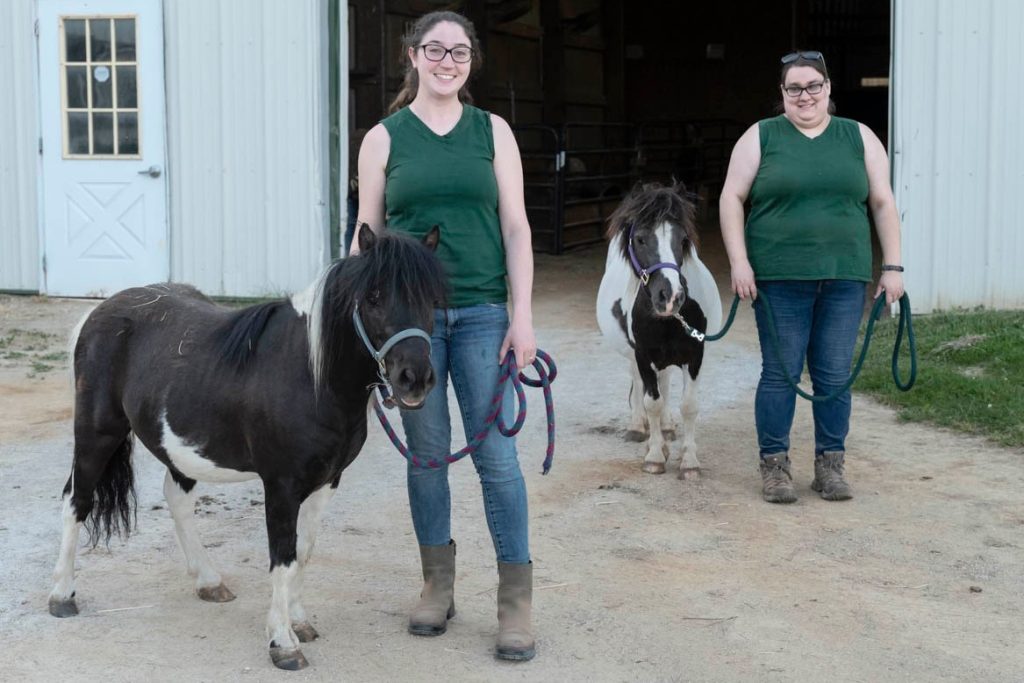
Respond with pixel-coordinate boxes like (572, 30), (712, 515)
(860, 123), (904, 305)
(719, 124), (761, 299)
(491, 114), (536, 369)
(349, 123), (390, 255)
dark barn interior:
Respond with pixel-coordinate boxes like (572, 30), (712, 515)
(347, 0), (890, 253)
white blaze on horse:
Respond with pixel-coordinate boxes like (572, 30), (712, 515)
(47, 227), (446, 671)
(596, 183), (722, 478)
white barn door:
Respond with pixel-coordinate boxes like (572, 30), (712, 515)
(38, 0), (167, 297)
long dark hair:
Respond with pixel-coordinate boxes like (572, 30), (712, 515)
(388, 11), (483, 114)
(777, 51), (836, 115)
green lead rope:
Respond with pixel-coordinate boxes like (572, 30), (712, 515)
(704, 292), (917, 402)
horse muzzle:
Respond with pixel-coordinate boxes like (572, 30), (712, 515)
(388, 361), (435, 410)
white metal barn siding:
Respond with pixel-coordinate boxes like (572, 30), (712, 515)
(892, 0), (1024, 312)
(164, 0), (332, 297)
(0, 0), (40, 291)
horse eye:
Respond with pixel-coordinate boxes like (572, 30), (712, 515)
(636, 236), (646, 246)
(366, 290), (381, 306)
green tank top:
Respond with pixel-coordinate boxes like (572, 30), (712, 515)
(382, 105), (506, 307)
(745, 115), (872, 282)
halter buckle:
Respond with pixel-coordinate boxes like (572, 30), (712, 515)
(640, 271), (650, 286)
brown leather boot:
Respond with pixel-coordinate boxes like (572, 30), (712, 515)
(811, 451), (853, 500)
(408, 540), (456, 636)
(760, 453), (797, 504)
(496, 561), (535, 661)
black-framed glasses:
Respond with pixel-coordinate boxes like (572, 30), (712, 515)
(781, 50), (826, 66)
(419, 44), (473, 64)
(782, 81), (825, 97)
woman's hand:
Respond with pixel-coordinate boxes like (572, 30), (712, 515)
(876, 271), (904, 305)
(731, 259), (758, 300)
(500, 315), (537, 370)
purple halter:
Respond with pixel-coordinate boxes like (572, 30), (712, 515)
(627, 223), (680, 285)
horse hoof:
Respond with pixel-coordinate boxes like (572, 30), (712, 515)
(678, 467), (701, 480)
(624, 430), (648, 442)
(292, 622), (320, 643)
(48, 597), (79, 618)
(662, 429), (677, 441)
(642, 461), (666, 475)
(270, 646), (309, 671)
(197, 584), (236, 603)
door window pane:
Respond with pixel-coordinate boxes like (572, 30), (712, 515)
(65, 20), (86, 62)
(92, 66), (113, 108)
(92, 113), (114, 154)
(115, 19), (136, 61)
(61, 15), (141, 157)
(66, 66), (88, 108)
(116, 66), (137, 108)
(68, 112), (89, 154)
(118, 113), (139, 155)
(90, 19), (112, 62)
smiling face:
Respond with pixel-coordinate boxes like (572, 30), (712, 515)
(781, 65), (831, 128)
(409, 21), (472, 101)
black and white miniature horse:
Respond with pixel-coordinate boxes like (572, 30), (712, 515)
(48, 227), (446, 670)
(596, 184), (722, 478)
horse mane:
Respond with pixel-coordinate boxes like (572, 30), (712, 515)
(311, 231), (448, 390)
(606, 181), (699, 261)
(217, 300), (289, 370)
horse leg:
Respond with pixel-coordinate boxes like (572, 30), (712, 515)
(48, 421), (133, 617)
(638, 364), (668, 475)
(163, 470), (235, 602)
(48, 482), (82, 617)
(289, 481), (338, 643)
(677, 372), (702, 480)
(625, 362), (649, 442)
(263, 481), (308, 670)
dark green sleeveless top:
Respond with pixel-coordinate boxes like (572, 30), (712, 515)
(382, 105), (506, 307)
(745, 115), (872, 282)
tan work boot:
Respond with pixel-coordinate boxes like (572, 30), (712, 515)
(496, 561), (535, 661)
(811, 451), (853, 500)
(408, 540), (456, 636)
(760, 453), (797, 504)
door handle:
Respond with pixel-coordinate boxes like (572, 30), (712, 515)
(138, 165), (162, 178)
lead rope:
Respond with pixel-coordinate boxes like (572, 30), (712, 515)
(372, 349), (558, 474)
(703, 292), (917, 401)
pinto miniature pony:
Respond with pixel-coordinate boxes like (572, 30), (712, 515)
(596, 183), (722, 478)
(47, 227), (446, 670)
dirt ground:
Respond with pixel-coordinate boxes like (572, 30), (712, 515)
(1, 234), (1023, 683)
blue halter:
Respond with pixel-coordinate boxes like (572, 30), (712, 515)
(352, 303), (431, 403)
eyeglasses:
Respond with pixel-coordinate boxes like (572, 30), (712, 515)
(781, 50), (826, 68)
(419, 44), (473, 64)
(782, 81), (825, 97)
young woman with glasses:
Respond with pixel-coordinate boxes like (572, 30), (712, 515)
(719, 50), (904, 504)
(352, 10), (537, 661)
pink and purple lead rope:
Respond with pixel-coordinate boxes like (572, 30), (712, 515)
(372, 349), (557, 474)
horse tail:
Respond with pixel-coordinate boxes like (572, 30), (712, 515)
(82, 433), (138, 547)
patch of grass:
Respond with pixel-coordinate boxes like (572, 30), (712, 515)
(28, 360), (55, 377)
(856, 308), (1024, 448)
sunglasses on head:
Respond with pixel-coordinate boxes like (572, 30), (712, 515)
(781, 50), (826, 68)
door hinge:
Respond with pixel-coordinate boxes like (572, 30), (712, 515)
(42, 255), (47, 274)
(38, 137), (43, 155)
(34, 19), (39, 37)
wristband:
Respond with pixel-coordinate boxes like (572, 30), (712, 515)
(881, 265), (904, 272)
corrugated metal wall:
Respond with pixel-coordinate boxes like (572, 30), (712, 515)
(164, 0), (331, 297)
(893, 0), (1024, 312)
(0, 0), (40, 292)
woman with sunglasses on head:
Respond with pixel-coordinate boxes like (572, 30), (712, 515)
(719, 51), (904, 504)
(352, 10), (537, 660)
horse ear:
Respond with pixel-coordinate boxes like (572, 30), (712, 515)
(357, 223), (377, 253)
(422, 226), (440, 252)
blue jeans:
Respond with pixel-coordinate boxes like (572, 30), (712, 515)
(400, 304), (530, 564)
(752, 280), (866, 458)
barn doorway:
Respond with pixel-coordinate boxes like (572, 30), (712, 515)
(346, 0), (891, 254)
